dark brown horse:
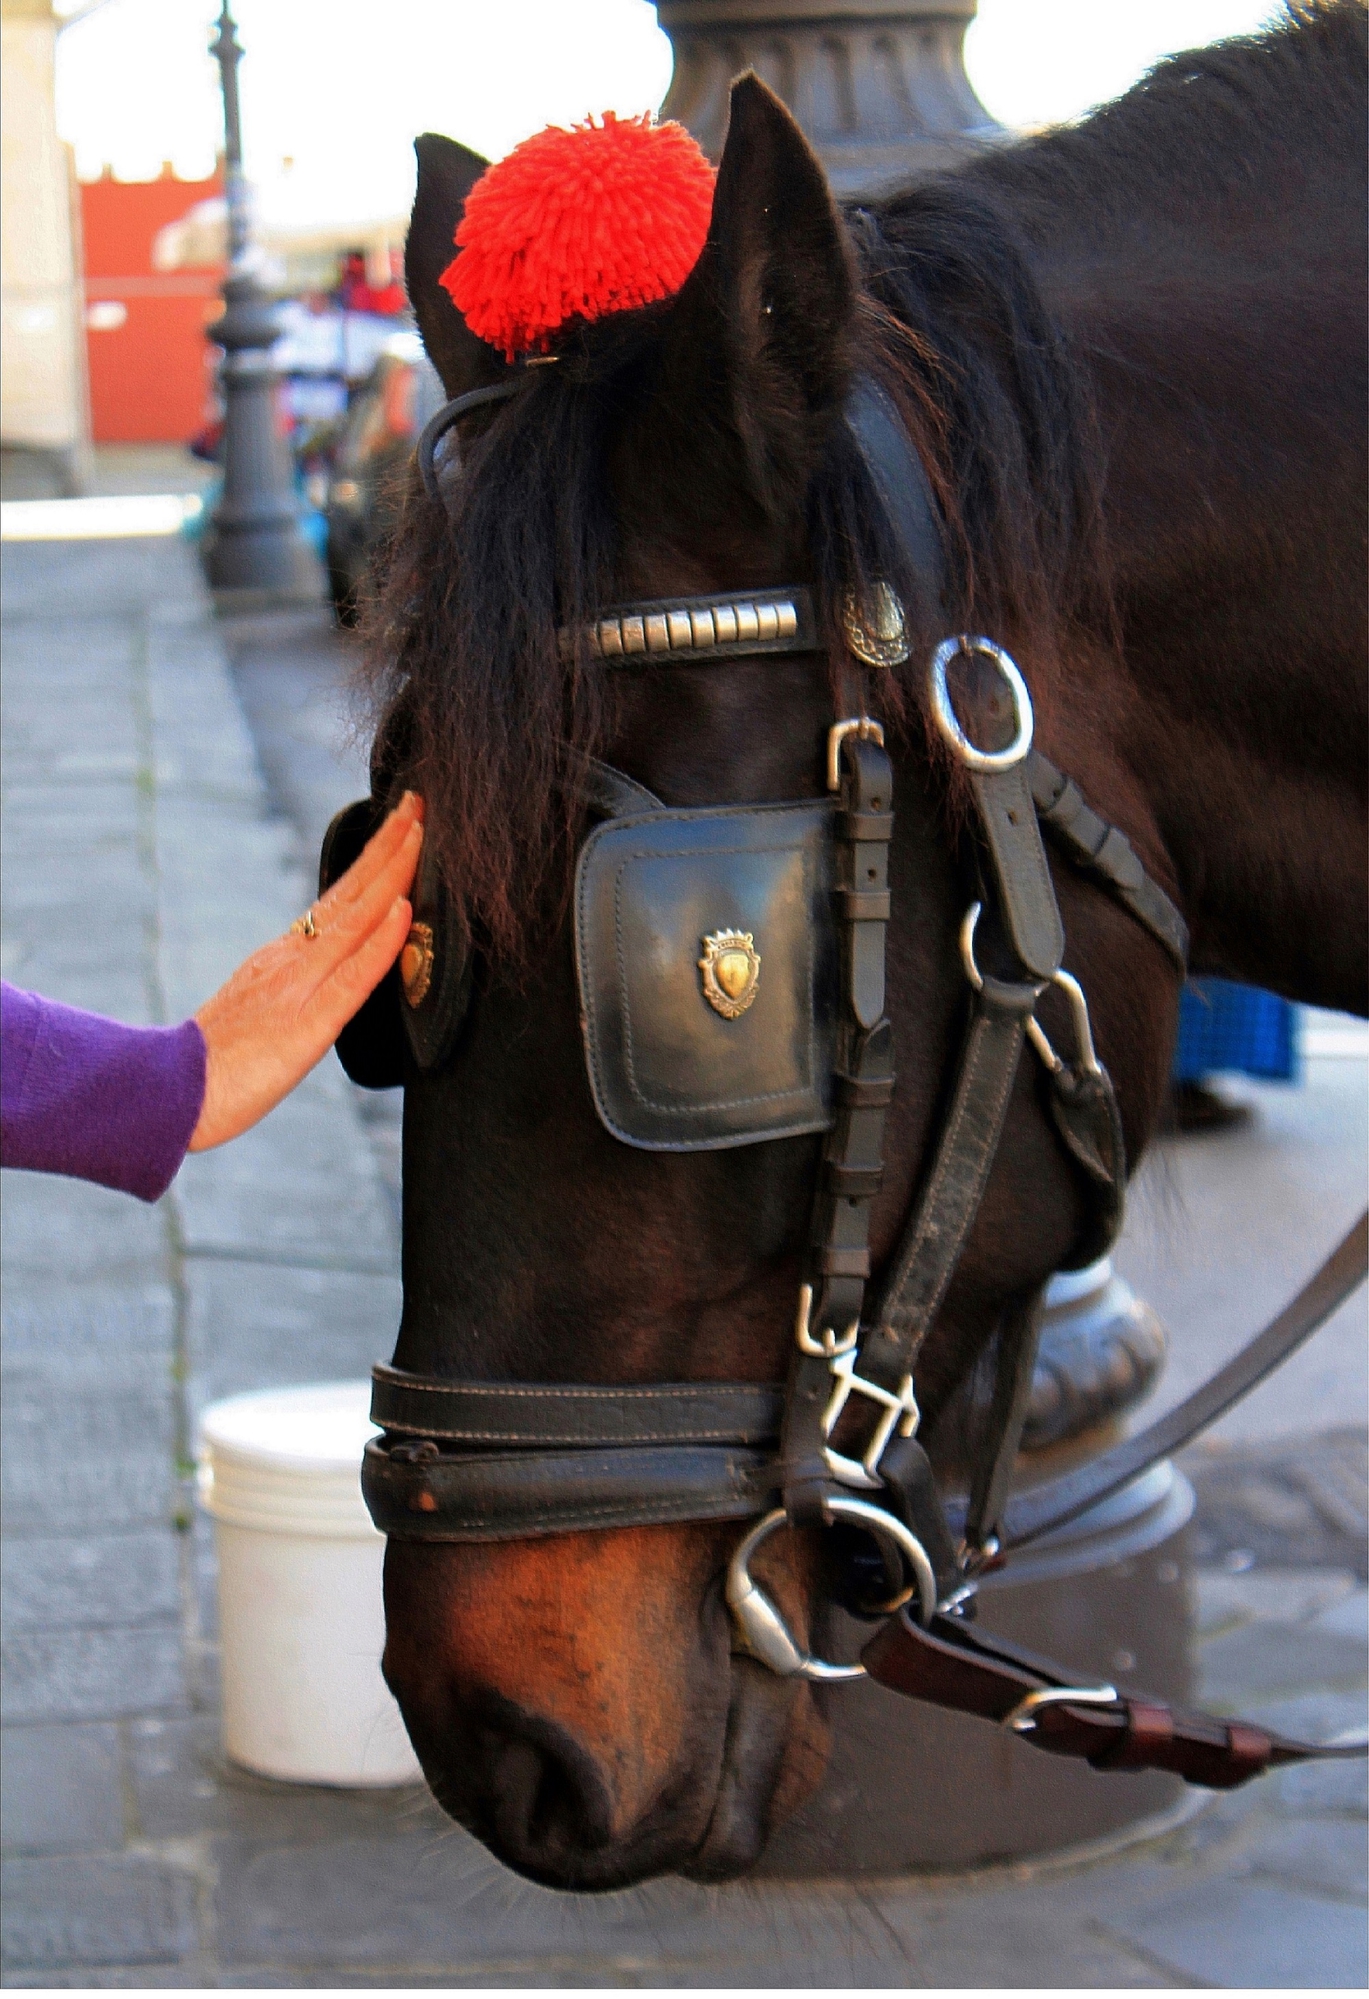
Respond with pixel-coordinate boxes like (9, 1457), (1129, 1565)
(364, 2), (1366, 1889)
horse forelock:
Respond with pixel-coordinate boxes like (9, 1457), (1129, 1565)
(362, 255), (1099, 962)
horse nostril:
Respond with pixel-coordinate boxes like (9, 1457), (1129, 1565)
(481, 1722), (613, 1864)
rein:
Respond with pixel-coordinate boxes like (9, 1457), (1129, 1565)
(350, 368), (1368, 1795)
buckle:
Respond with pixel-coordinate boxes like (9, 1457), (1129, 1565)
(794, 1284), (919, 1490)
(1002, 1683), (1120, 1734)
(826, 715), (885, 793)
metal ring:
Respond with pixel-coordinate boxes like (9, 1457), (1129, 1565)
(1025, 967), (1104, 1079)
(826, 1496), (937, 1627)
(929, 636), (1034, 773)
(726, 1499), (937, 1683)
(959, 901), (985, 990)
(289, 909), (318, 940)
(959, 901), (1050, 1017)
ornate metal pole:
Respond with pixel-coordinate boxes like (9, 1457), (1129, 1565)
(658, 0), (1002, 191)
(656, 0), (1167, 1455)
(202, 0), (311, 596)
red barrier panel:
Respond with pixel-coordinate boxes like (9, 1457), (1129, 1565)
(80, 165), (223, 444)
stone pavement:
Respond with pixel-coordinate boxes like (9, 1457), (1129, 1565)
(1, 526), (1365, 1987)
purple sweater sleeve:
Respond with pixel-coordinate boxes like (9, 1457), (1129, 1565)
(0, 982), (206, 1202)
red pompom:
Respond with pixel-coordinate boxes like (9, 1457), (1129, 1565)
(441, 112), (715, 361)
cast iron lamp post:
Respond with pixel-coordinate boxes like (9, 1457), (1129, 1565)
(202, 0), (312, 596)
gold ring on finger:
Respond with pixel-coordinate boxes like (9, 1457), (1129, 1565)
(290, 909), (319, 940)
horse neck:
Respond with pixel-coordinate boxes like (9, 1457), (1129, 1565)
(1031, 195), (1367, 1015)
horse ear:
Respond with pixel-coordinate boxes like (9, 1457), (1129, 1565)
(406, 133), (509, 396)
(670, 73), (856, 511)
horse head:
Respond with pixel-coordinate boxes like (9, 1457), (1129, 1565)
(363, 75), (1185, 1889)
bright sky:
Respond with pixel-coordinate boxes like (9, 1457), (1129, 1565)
(56, 0), (1284, 223)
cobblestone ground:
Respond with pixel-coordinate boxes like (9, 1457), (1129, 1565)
(1, 533), (1365, 1987)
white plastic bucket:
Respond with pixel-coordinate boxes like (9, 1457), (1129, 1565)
(197, 1381), (421, 1786)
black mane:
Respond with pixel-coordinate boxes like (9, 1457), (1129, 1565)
(364, 0), (1363, 963)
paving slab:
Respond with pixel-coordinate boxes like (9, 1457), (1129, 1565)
(1240, 1688), (1369, 1745)
(0, 538), (201, 619)
(0, 1174), (167, 1288)
(1, 1624), (186, 1726)
(1194, 1567), (1359, 1636)
(173, 1087), (396, 1272)
(0, 1725), (125, 1855)
(1, 1970), (204, 1990)
(0, 966), (153, 1027)
(0, 1286), (175, 1382)
(0, 1854), (198, 1970)
(1314, 1590), (1369, 1645)
(208, 1837), (911, 1977)
(1197, 1620), (1369, 1702)
(126, 1716), (433, 1846)
(1270, 1750), (1369, 1817)
(1099, 1875), (1368, 1988)
(1238, 1815), (1369, 1899)
(1114, 1060), (1368, 1447)
(0, 1392), (176, 1538)
(1, 1531), (181, 1630)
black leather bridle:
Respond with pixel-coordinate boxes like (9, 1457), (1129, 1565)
(347, 366), (1368, 1789)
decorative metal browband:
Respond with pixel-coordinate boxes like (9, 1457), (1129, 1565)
(557, 589), (821, 665)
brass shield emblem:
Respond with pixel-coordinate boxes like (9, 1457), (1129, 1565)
(699, 930), (761, 1019)
(400, 922), (435, 1009)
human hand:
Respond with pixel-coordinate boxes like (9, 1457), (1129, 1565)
(188, 792), (423, 1152)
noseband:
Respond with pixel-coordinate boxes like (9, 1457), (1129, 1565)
(337, 368), (1367, 1793)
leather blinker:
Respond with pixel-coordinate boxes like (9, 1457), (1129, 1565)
(573, 799), (840, 1150)
(319, 799), (406, 1089)
(318, 796), (473, 1083)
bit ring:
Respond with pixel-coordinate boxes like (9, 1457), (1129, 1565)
(726, 1498), (937, 1683)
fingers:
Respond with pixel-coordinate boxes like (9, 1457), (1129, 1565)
(190, 891), (416, 1153)
(317, 792), (424, 918)
(314, 894), (414, 1029)
(310, 820), (422, 968)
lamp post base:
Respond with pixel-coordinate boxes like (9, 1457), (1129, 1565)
(203, 270), (319, 603)
(203, 564), (325, 617)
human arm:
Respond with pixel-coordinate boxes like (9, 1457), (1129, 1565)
(0, 984), (207, 1201)
(189, 791), (422, 1149)
(0, 793), (423, 1196)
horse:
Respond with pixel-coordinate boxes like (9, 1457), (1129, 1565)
(357, 1), (1366, 1890)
